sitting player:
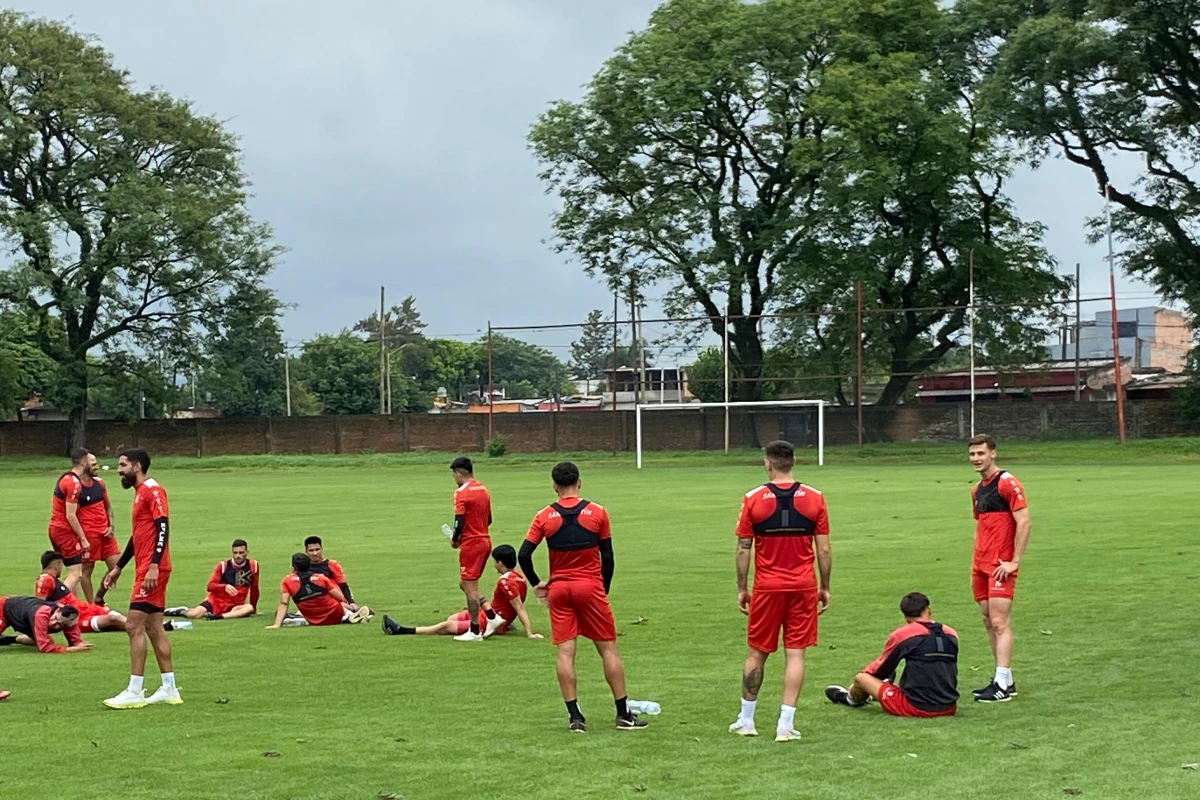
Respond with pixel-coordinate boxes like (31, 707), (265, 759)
(382, 544), (542, 639)
(266, 553), (372, 629)
(304, 536), (360, 611)
(35, 551), (127, 633)
(825, 592), (959, 718)
(165, 539), (259, 621)
(0, 596), (91, 653)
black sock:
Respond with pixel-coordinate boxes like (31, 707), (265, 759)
(212, 613), (224, 620)
(566, 699), (584, 721)
(484, 608), (496, 620)
(398, 625), (415, 635)
(469, 622), (480, 635)
(0, 635), (17, 646)
(615, 696), (629, 718)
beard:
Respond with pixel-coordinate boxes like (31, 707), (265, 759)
(120, 473), (136, 489)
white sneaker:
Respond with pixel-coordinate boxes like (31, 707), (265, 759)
(146, 686), (183, 705)
(483, 615), (506, 639)
(775, 727), (802, 742)
(282, 616), (308, 627)
(348, 606), (374, 624)
(103, 689), (146, 710)
(729, 718), (758, 737)
(453, 630), (483, 642)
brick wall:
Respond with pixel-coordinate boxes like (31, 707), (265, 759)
(2, 400), (1197, 458)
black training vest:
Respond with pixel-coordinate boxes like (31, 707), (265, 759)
(751, 484), (817, 537)
(546, 501), (599, 551)
(293, 574), (328, 603)
(45, 578), (72, 603)
(219, 560), (255, 587)
(1, 596), (57, 637)
(898, 622), (960, 710)
(53, 472), (105, 507)
(973, 473), (1012, 515)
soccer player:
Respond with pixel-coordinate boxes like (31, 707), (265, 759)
(304, 536), (359, 611)
(967, 433), (1031, 703)
(78, 453), (120, 605)
(824, 592), (959, 718)
(518, 462), (646, 733)
(165, 539), (260, 621)
(729, 440), (831, 743)
(448, 457), (504, 642)
(0, 596), (91, 653)
(35, 551), (128, 633)
(100, 448), (182, 709)
(268, 553), (371, 628)
(47, 448), (106, 595)
(382, 544), (542, 639)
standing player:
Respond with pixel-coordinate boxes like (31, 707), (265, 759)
(77, 453), (120, 605)
(304, 537), (359, 611)
(729, 440), (831, 743)
(0, 596), (90, 653)
(448, 457), (504, 642)
(165, 539), (260, 621)
(100, 449), (181, 709)
(267, 554), (370, 628)
(518, 462), (645, 733)
(967, 433), (1031, 703)
(35, 551), (128, 633)
(46, 448), (103, 595)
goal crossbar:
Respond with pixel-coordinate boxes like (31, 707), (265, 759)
(635, 400), (825, 468)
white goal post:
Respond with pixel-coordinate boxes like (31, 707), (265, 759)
(635, 400), (825, 469)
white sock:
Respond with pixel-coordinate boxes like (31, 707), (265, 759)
(739, 699), (757, 723)
(128, 675), (144, 693)
(994, 667), (1012, 689)
(778, 704), (796, 731)
(161, 672), (176, 691)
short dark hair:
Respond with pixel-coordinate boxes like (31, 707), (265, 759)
(119, 448), (151, 474)
(899, 592), (930, 619)
(70, 448), (91, 466)
(450, 456), (474, 475)
(41, 550), (63, 570)
(764, 440), (795, 471)
(231, 539), (248, 549)
(292, 553), (312, 573)
(57, 604), (79, 621)
(551, 461), (580, 488)
(304, 536), (322, 548)
(968, 433), (997, 450)
(491, 544), (517, 570)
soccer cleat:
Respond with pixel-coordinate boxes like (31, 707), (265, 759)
(568, 719), (587, 733)
(974, 682), (1012, 703)
(453, 630), (483, 642)
(483, 614), (506, 639)
(381, 615), (401, 635)
(103, 689), (146, 710)
(824, 685), (862, 707)
(164, 607), (189, 617)
(775, 728), (803, 743)
(728, 718), (758, 737)
(146, 686), (183, 706)
(615, 714), (647, 730)
(348, 606), (374, 624)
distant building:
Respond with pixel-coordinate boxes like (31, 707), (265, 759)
(600, 366), (691, 410)
(1047, 306), (1191, 373)
(916, 358), (1131, 404)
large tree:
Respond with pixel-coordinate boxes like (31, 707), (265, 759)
(0, 13), (279, 448)
(295, 332), (379, 416)
(354, 295), (427, 350)
(569, 308), (653, 381)
(0, 309), (55, 418)
(202, 284), (288, 417)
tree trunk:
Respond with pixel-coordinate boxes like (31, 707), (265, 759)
(64, 356), (89, 454)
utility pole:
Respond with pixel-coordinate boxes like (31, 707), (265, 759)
(378, 286), (386, 416)
(284, 347), (292, 417)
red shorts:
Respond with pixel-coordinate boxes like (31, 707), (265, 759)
(878, 682), (956, 718)
(972, 567), (1017, 603)
(0, 596), (8, 633)
(48, 526), (85, 565)
(84, 533), (120, 564)
(201, 592), (243, 616)
(130, 570), (170, 614)
(547, 579), (616, 645)
(78, 602), (117, 631)
(747, 589), (818, 653)
(457, 536), (492, 582)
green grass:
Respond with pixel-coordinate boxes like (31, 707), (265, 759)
(1, 444), (1197, 799)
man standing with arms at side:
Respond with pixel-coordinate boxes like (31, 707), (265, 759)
(101, 449), (181, 709)
(449, 457), (503, 642)
(46, 448), (100, 596)
(730, 440), (831, 743)
(967, 433), (1031, 703)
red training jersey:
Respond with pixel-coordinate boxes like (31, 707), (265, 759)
(34, 574), (80, 610)
(281, 573), (344, 625)
(971, 470), (1027, 569)
(49, 472), (108, 535)
(453, 480), (492, 540)
(131, 479), (171, 573)
(524, 497), (611, 583)
(490, 570), (528, 623)
(207, 559), (261, 608)
(736, 481), (830, 593)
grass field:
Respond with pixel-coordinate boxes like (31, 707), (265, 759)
(1, 440), (1198, 800)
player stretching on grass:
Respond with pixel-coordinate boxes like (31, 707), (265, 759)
(968, 433), (1031, 703)
(730, 440), (831, 743)
(825, 592), (959, 717)
(35, 551), (128, 633)
(448, 457), (504, 642)
(165, 539), (260, 621)
(518, 462), (646, 733)
(383, 544), (542, 639)
(0, 597), (90, 653)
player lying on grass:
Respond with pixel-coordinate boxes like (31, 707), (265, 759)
(382, 544), (542, 639)
(35, 551), (127, 633)
(825, 592), (959, 718)
(0, 596), (91, 653)
(165, 539), (260, 621)
(267, 553), (373, 628)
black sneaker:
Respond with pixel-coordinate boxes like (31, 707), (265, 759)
(615, 714), (647, 730)
(973, 682), (1017, 697)
(824, 685), (857, 707)
(974, 682), (1012, 703)
(381, 615), (400, 635)
(568, 719), (587, 733)
(163, 621), (175, 632)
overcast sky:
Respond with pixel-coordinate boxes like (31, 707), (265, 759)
(21, 0), (1161, 362)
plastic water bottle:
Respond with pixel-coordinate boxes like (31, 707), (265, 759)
(171, 620), (193, 630)
(628, 700), (661, 715)
(441, 523), (454, 540)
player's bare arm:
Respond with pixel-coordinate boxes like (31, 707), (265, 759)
(508, 595), (543, 639)
(266, 593), (291, 629)
(64, 499), (90, 558)
(993, 507), (1031, 582)
(735, 538), (752, 615)
(103, 493), (114, 538)
(816, 533), (832, 614)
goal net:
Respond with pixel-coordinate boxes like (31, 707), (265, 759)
(635, 400), (825, 468)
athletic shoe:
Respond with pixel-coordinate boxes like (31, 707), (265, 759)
(974, 682), (1012, 703)
(204, 613), (220, 621)
(453, 630), (483, 642)
(728, 718), (758, 737)
(146, 686), (183, 706)
(103, 689), (146, 710)
(615, 714), (647, 730)
(164, 607), (189, 617)
(775, 728), (803, 743)
(0, 690), (10, 702)
(972, 681), (1017, 697)
(163, 621), (175, 632)
(483, 615), (506, 639)
(382, 615), (401, 635)
(825, 685), (861, 707)
(348, 606), (374, 624)
(568, 719), (587, 733)
(281, 616), (308, 627)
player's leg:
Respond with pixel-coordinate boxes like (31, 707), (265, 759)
(93, 555), (120, 605)
(215, 604), (256, 620)
(81, 561), (97, 603)
(13, 633), (35, 646)
(105, 609), (149, 708)
(144, 613), (181, 704)
(556, 637), (587, 731)
(458, 578), (482, 638)
(988, 597), (1014, 687)
(63, 561), (84, 596)
(184, 605), (209, 619)
(852, 672), (885, 702)
(95, 614), (126, 632)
